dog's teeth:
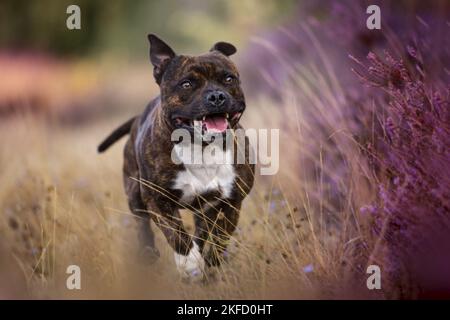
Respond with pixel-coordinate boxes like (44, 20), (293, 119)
(226, 113), (229, 119)
(202, 116), (206, 121)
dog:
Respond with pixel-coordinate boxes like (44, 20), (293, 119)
(98, 34), (254, 279)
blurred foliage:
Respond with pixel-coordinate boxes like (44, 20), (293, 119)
(0, 0), (298, 59)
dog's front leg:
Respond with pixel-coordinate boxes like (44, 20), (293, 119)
(195, 200), (241, 267)
(147, 199), (205, 279)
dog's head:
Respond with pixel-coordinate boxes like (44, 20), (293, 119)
(147, 34), (246, 135)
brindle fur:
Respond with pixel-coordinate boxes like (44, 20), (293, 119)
(99, 35), (254, 267)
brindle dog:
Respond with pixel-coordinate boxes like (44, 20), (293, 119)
(98, 34), (254, 279)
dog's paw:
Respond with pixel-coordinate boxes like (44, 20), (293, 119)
(174, 242), (205, 281)
(138, 246), (160, 265)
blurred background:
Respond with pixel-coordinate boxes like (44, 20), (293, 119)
(0, 0), (297, 123)
(0, 0), (449, 299)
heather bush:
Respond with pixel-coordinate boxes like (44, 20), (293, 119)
(355, 51), (450, 298)
(241, 0), (449, 298)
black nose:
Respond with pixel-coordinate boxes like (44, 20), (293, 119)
(206, 90), (227, 107)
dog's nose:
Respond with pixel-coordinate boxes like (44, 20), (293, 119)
(206, 90), (227, 107)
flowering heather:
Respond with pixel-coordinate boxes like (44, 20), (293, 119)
(239, 0), (449, 298)
(355, 51), (450, 298)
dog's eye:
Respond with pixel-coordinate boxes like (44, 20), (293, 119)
(180, 80), (192, 89)
(224, 75), (235, 84)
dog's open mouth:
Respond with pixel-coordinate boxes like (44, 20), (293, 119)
(173, 112), (241, 133)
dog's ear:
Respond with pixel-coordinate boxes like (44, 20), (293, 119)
(147, 34), (176, 84)
(210, 42), (237, 57)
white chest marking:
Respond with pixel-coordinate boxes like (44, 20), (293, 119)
(172, 143), (236, 204)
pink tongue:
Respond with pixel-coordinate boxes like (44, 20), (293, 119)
(204, 115), (228, 132)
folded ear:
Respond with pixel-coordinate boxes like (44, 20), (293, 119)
(147, 34), (176, 84)
(210, 41), (237, 57)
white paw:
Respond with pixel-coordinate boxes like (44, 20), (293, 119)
(174, 242), (205, 280)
